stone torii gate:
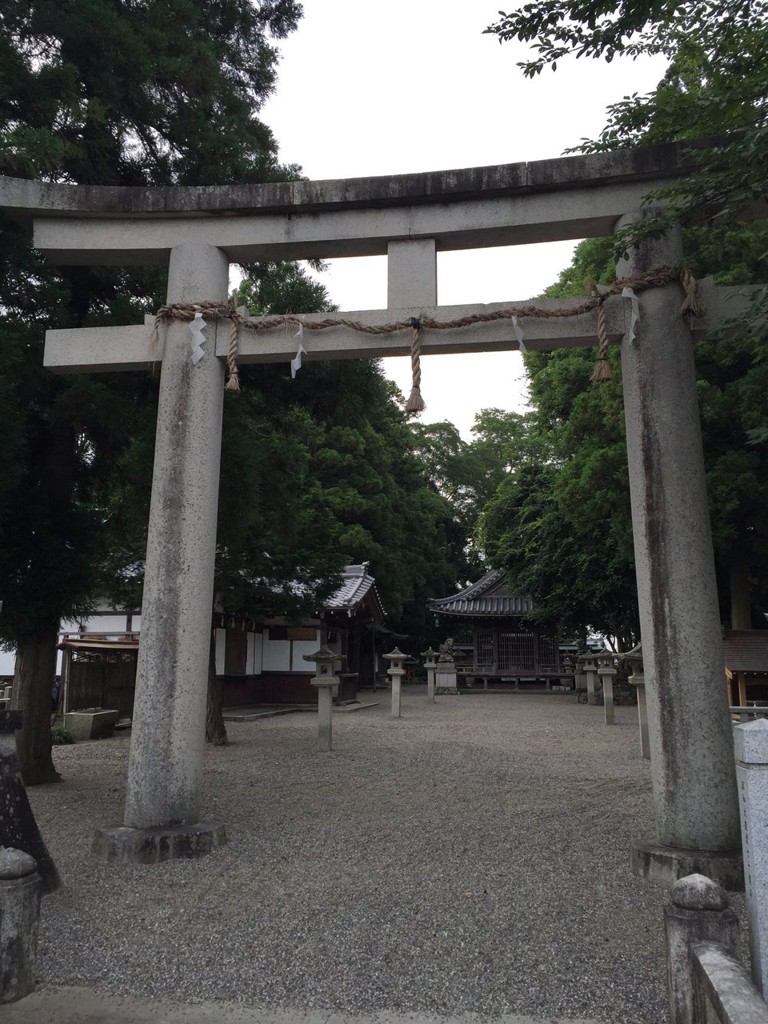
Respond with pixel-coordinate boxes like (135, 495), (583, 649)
(1, 141), (751, 883)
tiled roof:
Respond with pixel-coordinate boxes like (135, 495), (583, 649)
(428, 570), (534, 618)
(325, 564), (385, 618)
(723, 630), (768, 673)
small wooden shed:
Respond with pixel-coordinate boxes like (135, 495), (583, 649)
(723, 630), (768, 707)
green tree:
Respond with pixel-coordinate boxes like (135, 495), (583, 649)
(480, 225), (768, 641)
(486, 2), (768, 232)
(0, 0), (303, 782)
(481, 1), (768, 635)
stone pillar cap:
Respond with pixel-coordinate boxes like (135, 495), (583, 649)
(0, 847), (38, 880)
(671, 873), (729, 911)
(303, 645), (344, 666)
(421, 647), (439, 659)
(383, 647), (406, 661)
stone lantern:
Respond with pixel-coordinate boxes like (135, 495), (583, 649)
(623, 643), (649, 759)
(581, 652), (600, 705)
(596, 651), (617, 725)
(303, 646), (343, 752)
(383, 647), (407, 718)
(421, 647), (438, 703)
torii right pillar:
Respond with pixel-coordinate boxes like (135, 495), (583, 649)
(619, 210), (742, 888)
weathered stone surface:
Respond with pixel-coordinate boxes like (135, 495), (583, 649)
(735, 720), (768, 994)
(665, 873), (739, 1024)
(387, 239), (436, 308)
(63, 709), (119, 741)
(0, 861), (41, 1003)
(671, 873), (730, 912)
(633, 842), (743, 891)
(92, 822), (226, 864)
(619, 211), (741, 859)
(44, 282), (750, 377)
(1, 141), (694, 219)
(692, 941), (768, 1024)
(122, 244), (228, 833)
(435, 664), (458, 695)
(18, 142), (709, 266)
(0, 849), (37, 881)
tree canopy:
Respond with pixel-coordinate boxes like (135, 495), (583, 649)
(487, 2), (768, 244)
(0, 1), (474, 781)
(476, 0), (768, 643)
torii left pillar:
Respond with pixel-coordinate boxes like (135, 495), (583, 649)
(93, 245), (228, 863)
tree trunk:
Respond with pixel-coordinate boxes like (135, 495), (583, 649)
(729, 555), (752, 629)
(11, 627), (61, 785)
(205, 631), (228, 746)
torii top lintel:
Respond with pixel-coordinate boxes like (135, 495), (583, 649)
(0, 141), (695, 266)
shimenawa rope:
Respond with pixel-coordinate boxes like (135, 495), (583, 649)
(150, 264), (705, 400)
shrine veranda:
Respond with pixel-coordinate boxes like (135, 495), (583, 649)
(1, 140), (759, 882)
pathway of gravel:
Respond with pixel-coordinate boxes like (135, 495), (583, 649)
(24, 691), (715, 1023)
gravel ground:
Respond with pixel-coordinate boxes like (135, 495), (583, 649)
(24, 690), (734, 1023)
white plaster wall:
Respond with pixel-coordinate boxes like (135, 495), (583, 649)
(262, 640), (291, 672)
(0, 648), (16, 676)
(247, 632), (263, 676)
(82, 613), (132, 633)
(215, 628), (226, 676)
(292, 639), (319, 670)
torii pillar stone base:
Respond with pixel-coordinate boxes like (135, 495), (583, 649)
(93, 245), (228, 863)
(619, 213), (742, 889)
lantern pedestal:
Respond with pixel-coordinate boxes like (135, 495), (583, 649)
(303, 646), (344, 752)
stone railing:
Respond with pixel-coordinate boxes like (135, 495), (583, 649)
(665, 873), (768, 1024)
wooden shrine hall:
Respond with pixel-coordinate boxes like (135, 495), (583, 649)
(428, 570), (568, 689)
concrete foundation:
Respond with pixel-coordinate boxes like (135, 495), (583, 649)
(633, 842), (743, 891)
(64, 709), (119, 741)
(92, 822), (226, 864)
(664, 874), (740, 1024)
(122, 244), (228, 836)
(436, 665), (458, 695)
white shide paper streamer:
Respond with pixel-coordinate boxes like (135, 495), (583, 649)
(189, 311), (206, 364)
(290, 323), (306, 379)
(622, 287), (640, 347)
(512, 315), (526, 354)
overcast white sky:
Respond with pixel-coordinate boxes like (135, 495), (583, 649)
(261, 1), (667, 437)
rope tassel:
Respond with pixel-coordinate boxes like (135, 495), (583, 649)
(224, 319), (240, 392)
(590, 285), (612, 383)
(404, 318), (426, 413)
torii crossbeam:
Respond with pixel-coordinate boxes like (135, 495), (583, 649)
(3, 142), (754, 883)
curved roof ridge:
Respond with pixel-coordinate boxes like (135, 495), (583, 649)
(427, 570), (533, 618)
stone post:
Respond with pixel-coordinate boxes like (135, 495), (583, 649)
(0, 848), (41, 1004)
(435, 640), (459, 695)
(304, 646), (343, 752)
(94, 244), (229, 863)
(574, 654), (588, 697)
(583, 655), (599, 705)
(384, 648), (407, 718)
(619, 211), (741, 887)
(422, 647), (438, 703)
(597, 652), (616, 726)
(625, 644), (650, 760)
(0, 712), (61, 893)
(664, 873), (739, 1024)
(734, 719), (768, 994)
